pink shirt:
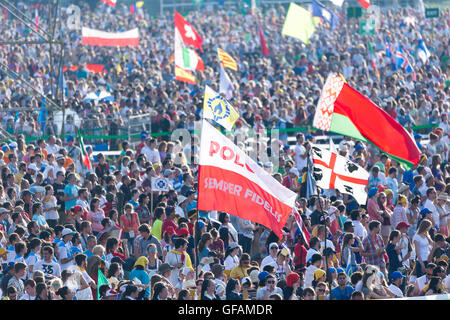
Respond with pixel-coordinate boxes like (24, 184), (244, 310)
(367, 199), (382, 222)
(88, 209), (105, 233)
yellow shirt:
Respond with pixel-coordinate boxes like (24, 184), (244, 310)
(229, 266), (249, 281)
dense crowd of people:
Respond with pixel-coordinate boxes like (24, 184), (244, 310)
(0, 1), (449, 300)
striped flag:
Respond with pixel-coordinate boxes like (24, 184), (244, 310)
(175, 65), (196, 85)
(293, 207), (311, 245)
(101, 0), (117, 7)
(217, 48), (238, 71)
(34, 8), (39, 31)
(82, 27), (139, 47)
(175, 29), (204, 71)
(76, 126), (91, 171)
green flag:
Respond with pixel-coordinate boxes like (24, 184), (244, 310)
(360, 19), (376, 35)
(281, 3), (315, 44)
(97, 268), (109, 300)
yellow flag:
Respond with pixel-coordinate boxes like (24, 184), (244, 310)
(281, 3), (316, 44)
(203, 85), (239, 131)
(136, 1), (144, 8)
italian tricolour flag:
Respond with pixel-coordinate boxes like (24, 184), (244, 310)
(76, 126), (91, 170)
(174, 29), (204, 71)
(313, 73), (421, 169)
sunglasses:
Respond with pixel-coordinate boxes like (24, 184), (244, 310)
(267, 280), (275, 284)
(148, 249), (156, 252)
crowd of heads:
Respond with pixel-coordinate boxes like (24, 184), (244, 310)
(0, 2), (449, 300)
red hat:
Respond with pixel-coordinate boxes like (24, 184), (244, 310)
(166, 226), (176, 236)
(255, 114), (262, 120)
(286, 272), (300, 288)
(396, 222), (410, 229)
(177, 228), (189, 237)
(376, 185), (387, 193)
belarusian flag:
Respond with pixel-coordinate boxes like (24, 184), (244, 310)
(174, 29), (204, 71)
(313, 73), (421, 169)
(76, 126), (91, 170)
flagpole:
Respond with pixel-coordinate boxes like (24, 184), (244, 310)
(315, 184), (332, 293)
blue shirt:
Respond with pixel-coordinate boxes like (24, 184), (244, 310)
(129, 269), (150, 298)
(64, 184), (79, 211)
(331, 285), (355, 300)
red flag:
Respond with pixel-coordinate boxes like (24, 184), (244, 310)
(101, 0), (117, 7)
(198, 121), (297, 238)
(86, 64), (107, 74)
(293, 207), (311, 244)
(358, 0), (370, 9)
(130, 3), (136, 14)
(174, 11), (203, 52)
(258, 24), (268, 57)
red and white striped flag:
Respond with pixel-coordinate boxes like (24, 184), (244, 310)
(198, 120), (297, 238)
(101, 0), (117, 7)
(82, 27), (139, 47)
(34, 9), (39, 31)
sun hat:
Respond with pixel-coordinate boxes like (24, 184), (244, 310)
(437, 193), (449, 202)
(61, 228), (76, 237)
(158, 263), (173, 274)
(177, 195), (188, 205)
(134, 256), (149, 268)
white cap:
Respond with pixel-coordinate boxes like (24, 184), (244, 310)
(61, 228), (75, 237)
(28, 163), (39, 171)
(289, 168), (300, 176)
(177, 195), (187, 205)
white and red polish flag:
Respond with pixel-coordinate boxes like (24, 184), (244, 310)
(311, 144), (369, 204)
(82, 27), (139, 47)
(101, 0), (117, 7)
(198, 120), (297, 238)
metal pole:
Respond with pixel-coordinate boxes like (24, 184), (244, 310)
(315, 185), (332, 293)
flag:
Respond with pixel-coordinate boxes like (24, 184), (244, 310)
(203, 85), (239, 131)
(34, 9), (39, 31)
(101, 0), (117, 7)
(175, 65), (196, 85)
(136, 1), (144, 8)
(151, 177), (170, 192)
(329, 0), (344, 6)
(174, 11), (203, 52)
(86, 64), (107, 74)
(360, 19), (375, 35)
(130, 3), (136, 14)
(82, 27), (139, 47)
(311, 0), (339, 29)
(217, 48), (238, 71)
(385, 37), (393, 58)
(258, 24), (268, 57)
(311, 144), (369, 204)
(282, 2), (316, 45)
(97, 268), (109, 300)
(313, 73), (421, 169)
(219, 64), (234, 100)
(1, 8), (7, 20)
(367, 40), (380, 79)
(358, 0), (370, 9)
(416, 39), (430, 64)
(38, 98), (48, 133)
(198, 120), (297, 238)
(76, 126), (92, 171)
(174, 29), (204, 71)
(293, 207), (311, 244)
(327, 206), (341, 235)
(395, 46), (414, 73)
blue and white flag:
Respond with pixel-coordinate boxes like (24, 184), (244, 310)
(416, 39), (430, 65)
(311, 0), (339, 29)
(395, 46), (414, 73)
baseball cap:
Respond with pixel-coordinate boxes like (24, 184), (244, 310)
(176, 228), (189, 237)
(66, 135), (74, 142)
(258, 271), (270, 281)
(22, 190), (32, 197)
(61, 228), (76, 237)
(420, 208), (432, 216)
(391, 271), (405, 280)
(56, 154), (65, 161)
(396, 222), (410, 229)
(28, 163), (38, 172)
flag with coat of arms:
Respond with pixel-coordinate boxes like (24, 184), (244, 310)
(203, 85), (239, 131)
(151, 177), (170, 192)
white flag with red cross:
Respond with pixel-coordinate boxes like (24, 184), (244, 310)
(311, 144), (369, 204)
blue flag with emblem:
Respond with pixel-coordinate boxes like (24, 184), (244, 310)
(202, 85), (239, 131)
(311, 0), (339, 29)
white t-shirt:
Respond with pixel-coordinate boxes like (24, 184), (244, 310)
(19, 293), (36, 300)
(293, 144), (307, 172)
(353, 220), (368, 240)
(25, 251), (41, 279)
(58, 241), (74, 271)
(304, 265), (319, 288)
(388, 284), (404, 298)
(224, 255), (239, 271)
(34, 259), (62, 279)
(319, 240), (335, 253)
(305, 248), (320, 263)
(445, 274), (450, 293)
(43, 196), (59, 220)
(412, 234), (431, 261)
(260, 255), (278, 271)
(46, 144), (59, 155)
(415, 275), (429, 292)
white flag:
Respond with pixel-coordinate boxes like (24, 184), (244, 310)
(151, 177), (170, 192)
(219, 64), (234, 100)
(329, 0), (344, 7)
(310, 144), (369, 204)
